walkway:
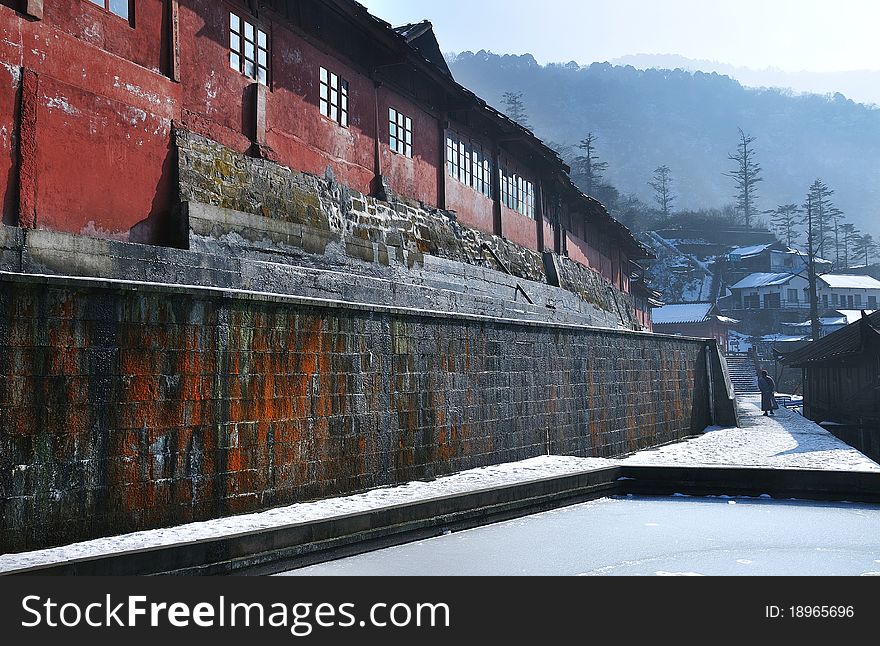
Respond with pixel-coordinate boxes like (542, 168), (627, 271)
(621, 396), (880, 472)
(1, 395), (877, 573)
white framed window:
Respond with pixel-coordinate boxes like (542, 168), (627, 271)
(320, 67), (349, 127)
(446, 133), (493, 198)
(229, 11), (269, 84)
(88, 0), (130, 20)
(500, 167), (535, 218)
(389, 108), (412, 157)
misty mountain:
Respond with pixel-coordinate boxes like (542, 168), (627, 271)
(613, 54), (880, 107)
(447, 51), (880, 239)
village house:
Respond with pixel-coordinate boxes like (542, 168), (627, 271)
(725, 242), (831, 284)
(651, 302), (738, 350)
(784, 311), (880, 461)
(815, 274), (880, 311)
(783, 309), (879, 340)
(726, 273), (810, 311)
(0, 0), (653, 322)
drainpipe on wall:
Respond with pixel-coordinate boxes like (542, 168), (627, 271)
(371, 78), (389, 201)
(168, 0), (181, 82)
(491, 146), (502, 237)
(534, 180), (545, 253)
(437, 119), (447, 210)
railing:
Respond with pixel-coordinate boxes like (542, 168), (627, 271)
(726, 300), (812, 311)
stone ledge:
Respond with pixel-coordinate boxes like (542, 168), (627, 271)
(0, 270), (694, 342)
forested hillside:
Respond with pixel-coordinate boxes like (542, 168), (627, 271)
(448, 51), (880, 238)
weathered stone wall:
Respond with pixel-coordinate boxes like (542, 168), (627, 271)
(0, 273), (719, 552)
(176, 128), (638, 329)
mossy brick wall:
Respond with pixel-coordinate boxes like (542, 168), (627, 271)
(0, 274), (711, 552)
(176, 128), (638, 329)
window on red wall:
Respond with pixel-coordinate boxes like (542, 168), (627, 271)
(87, 0), (130, 20)
(446, 133), (492, 198)
(229, 11), (269, 85)
(500, 167), (535, 218)
(320, 67), (349, 127)
(389, 108), (412, 157)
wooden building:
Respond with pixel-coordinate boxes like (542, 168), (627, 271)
(0, 0), (652, 315)
(784, 311), (880, 428)
(651, 302), (738, 349)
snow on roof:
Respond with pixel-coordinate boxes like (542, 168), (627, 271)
(761, 334), (808, 342)
(782, 248), (833, 265)
(818, 274), (880, 290)
(837, 309), (877, 324)
(651, 302), (713, 325)
(781, 311), (876, 330)
(729, 244), (772, 258)
(731, 273), (799, 290)
(783, 318), (848, 329)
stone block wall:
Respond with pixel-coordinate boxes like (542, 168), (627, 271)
(176, 128), (639, 330)
(0, 273), (720, 552)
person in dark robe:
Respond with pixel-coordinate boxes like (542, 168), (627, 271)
(758, 370), (779, 416)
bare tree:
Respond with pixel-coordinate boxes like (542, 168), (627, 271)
(648, 165), (675, 219)
(502, 91), (531, 129)
(769, 204), (801, 247)
(724, 128), (763, 228)
(572, 132), (609, 197)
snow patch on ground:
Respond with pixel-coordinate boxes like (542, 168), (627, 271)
(0, 456), (614, 573)
(622, 397), (880, 472)
(1, 395), (876, 572)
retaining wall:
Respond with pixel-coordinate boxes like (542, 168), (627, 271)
(0, 272), (729, 552)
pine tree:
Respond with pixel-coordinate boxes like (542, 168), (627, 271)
(769, 204), (801, 247)
(724, 129), (763, 228)
(829, 206), (845, 268)
(853, 234), (879, 266)
(648, 165), (675, 219)
(805, 179), (835, 260)
(801, 192), (821, 341)
(841, 223), (860, 269)
(572, 132), (609, 197)
(502, 91), (531, 129)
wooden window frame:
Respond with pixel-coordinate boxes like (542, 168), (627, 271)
(389, 108), (412, 158)
(500, 166), (535, 218)
(85, 0), (134, 26)
(229, 10), (269, 85)
(447, 132), (493, 198)
(319, 66), (349, 128)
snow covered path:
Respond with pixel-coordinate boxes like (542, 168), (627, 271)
(622, 396), (880, 472)
(1, 395), (876, 572)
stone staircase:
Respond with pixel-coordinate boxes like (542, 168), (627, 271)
(725, 353), (760, 395)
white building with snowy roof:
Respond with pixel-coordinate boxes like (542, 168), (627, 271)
(816, 274), (880, 311)
(783, 309), (878, 338)
(727, 243), (831, 275)
(727, 272), (810, 310)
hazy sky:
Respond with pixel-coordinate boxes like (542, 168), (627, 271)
(358, 0), (880, 73)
